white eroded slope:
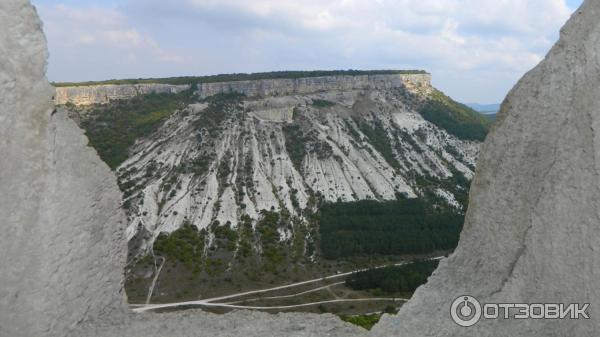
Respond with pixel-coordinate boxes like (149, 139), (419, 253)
(116, 85), (479, 252)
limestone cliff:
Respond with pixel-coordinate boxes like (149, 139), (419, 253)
(54, 73), (431, 106)
(373, 1), (600, 336)
(55, 83), (191, 106)
(195, 73), (432, 98)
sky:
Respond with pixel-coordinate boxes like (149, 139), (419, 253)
(32, 0), (584, 103)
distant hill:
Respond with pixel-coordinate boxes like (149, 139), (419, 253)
(466, 103), (500, 114)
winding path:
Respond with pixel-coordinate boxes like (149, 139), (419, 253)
(145, 257), (166, 304)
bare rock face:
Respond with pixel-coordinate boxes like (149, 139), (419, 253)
(195, 73), (432, 99)
(55, 83), (191, 106)
(373, 1), (600, 336)
(0, 1), (127, 336)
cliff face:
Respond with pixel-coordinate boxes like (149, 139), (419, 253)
(54, 73), (431, 106)
(195, 73), (432, 98)
(55, 83), (191, 105)
(374, 1), (600, 336)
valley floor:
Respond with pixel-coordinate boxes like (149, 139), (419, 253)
(129, 254), (445, 318)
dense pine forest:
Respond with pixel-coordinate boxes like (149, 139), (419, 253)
(318, 199), (464, 259)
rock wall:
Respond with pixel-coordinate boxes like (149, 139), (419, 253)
(54, 73), (431, 106)
(0, 1), (127, 336)
(373, 1), (600, 336)
(196, 73), (432, 98)
(55, 83), (191, 105)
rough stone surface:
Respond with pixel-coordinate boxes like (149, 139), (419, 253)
(195, 73), (432, 99)
(54, 73), (431, 106)
(0, 1), (127, 336)
(69, 310), (364, 337)
(55, 83), (191, 106)
(373, 1), (600, 336)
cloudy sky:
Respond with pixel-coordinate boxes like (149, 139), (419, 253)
(32, 0), (583, 103)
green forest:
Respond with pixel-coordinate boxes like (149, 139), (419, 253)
(346, 259), (440, 294)
(318, 199), (463, 259)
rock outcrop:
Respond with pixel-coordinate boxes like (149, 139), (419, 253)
(55, 83), (191, 106)
(373, 1), (600, 336)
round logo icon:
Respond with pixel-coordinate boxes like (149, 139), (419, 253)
(451, 295), (482, 327)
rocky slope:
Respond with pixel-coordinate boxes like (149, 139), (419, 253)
(83, 74), (484, 256)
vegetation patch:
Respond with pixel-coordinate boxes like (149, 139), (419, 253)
(312, 99), (335, 108)
(80, 91), (194, 169)
(419, 89), (490, 141)
(153, 221), (207, 273)
(340, 313), (382, 330)
(282, 124), (308, 171)
(346, 259), (440, 293)
(256, 211), (287, 271)
(193, 92), (244, 138)
(318, 199), (463, 259)
(356, 120), (401, 171)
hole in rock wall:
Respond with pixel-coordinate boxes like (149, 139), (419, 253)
(60, 79), (476, 331)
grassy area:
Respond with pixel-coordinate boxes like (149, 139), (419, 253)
(53, 70), (427, 87)
(341, 313), (382, 330)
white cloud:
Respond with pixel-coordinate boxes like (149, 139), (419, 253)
(38, 4), (184, 67)
(34, 0), (574, 102)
